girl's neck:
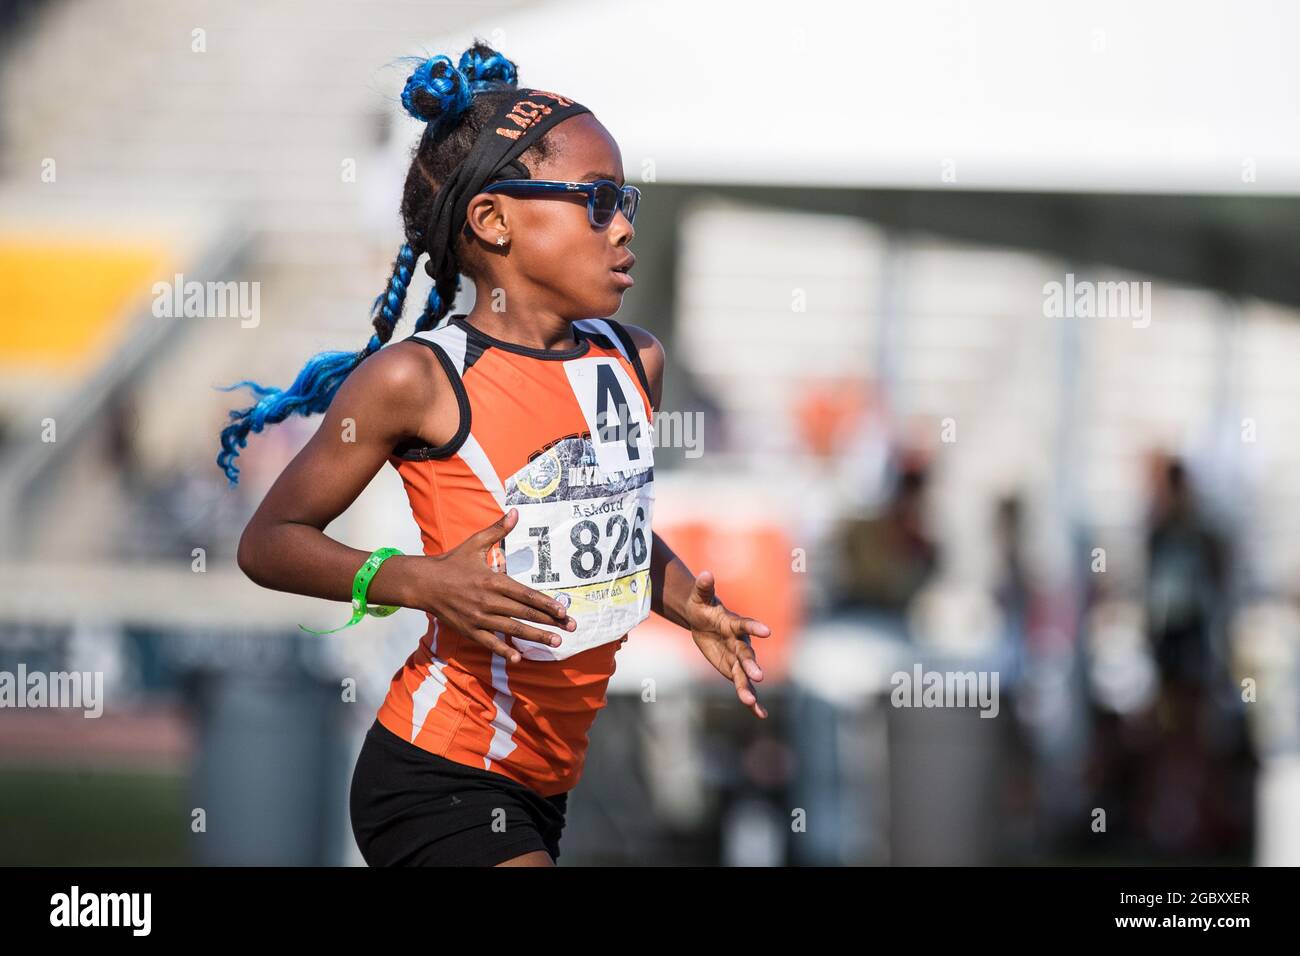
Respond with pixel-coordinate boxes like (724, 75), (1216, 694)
(460, 304), (579, 352)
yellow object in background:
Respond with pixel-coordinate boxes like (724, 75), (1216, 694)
(0, 237), (171, 374)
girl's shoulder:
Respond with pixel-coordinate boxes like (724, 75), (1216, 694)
(621, 323), (663, 354)
(393, 336), (470, 452)
(332, 335), (459, 445)
(352, 334), (452, 401)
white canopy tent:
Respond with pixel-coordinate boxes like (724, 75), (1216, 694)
(422, 0), (1300, 195)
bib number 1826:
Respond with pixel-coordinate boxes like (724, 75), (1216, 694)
(528, 504), (649, 584)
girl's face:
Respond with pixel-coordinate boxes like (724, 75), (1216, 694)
(472, 114), (636, 320)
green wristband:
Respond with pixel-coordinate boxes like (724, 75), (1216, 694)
(298, 547), (404, 636)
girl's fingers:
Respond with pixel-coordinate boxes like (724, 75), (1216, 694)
(730, 660), (767, 718)
(475, 630), (523, 663)
(483, 615), (564, 648)
(729, 630), (765, 682)
(496, 576), (571, 622)
(741, 655), (764, 683)
(724, 614), (769, 639)
(469, 508), (518, 551)
(731, 658), (756, 705)
(484, 596), (577, 631)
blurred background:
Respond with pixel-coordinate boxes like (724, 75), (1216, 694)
(2, 0), (1300, 865)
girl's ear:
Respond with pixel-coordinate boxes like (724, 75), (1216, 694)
(463, 193), (508, 246)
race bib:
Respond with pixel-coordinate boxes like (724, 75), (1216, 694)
(498, 357), (656, 661)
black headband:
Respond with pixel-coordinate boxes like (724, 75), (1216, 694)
(422, 87), (591, 291)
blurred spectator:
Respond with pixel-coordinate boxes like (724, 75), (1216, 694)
(828, 452), (939, 618)
(1134, 455), (1253, 858)
(993, 494), (1032, 684)
(105, 391), (144, 495)
(793, 377), (867, 460)
(1144, 457), (1228, 690)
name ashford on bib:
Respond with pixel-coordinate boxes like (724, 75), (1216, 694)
(498, 424), (655, 662)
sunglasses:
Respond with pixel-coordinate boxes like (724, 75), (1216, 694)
(480, 178), (641, 228)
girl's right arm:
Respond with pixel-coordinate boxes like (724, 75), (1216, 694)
(235, 341), (574, 662)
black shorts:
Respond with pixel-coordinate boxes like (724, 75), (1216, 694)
(349, 718), (569, 866)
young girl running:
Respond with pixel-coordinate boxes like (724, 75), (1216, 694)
(216, 43), (770, 867)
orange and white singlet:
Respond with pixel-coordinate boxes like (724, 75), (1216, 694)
(377, 313), (656, 796)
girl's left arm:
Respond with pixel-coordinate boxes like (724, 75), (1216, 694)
(626, 324), (770, 719)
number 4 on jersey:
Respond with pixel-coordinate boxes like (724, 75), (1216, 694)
(564, 357), (654, 473)
(596, 363), (642, 461)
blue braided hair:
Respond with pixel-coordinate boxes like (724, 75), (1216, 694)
(400, 44), (516, 334)
(215, 39), (541, 485)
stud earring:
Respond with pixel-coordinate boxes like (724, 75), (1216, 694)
(496, 235), (507, 246)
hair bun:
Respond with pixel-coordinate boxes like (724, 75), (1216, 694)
(400, 42), (518, 126)
(457, 41), (518, 88)
(401, 54), (471, 124)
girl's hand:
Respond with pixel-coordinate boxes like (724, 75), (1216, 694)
(684, 570), (771, 718)
(415, 508), (576, 663)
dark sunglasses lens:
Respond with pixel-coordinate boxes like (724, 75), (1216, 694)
(591, 182), (620, 226)
(621, 188), (638, 224)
